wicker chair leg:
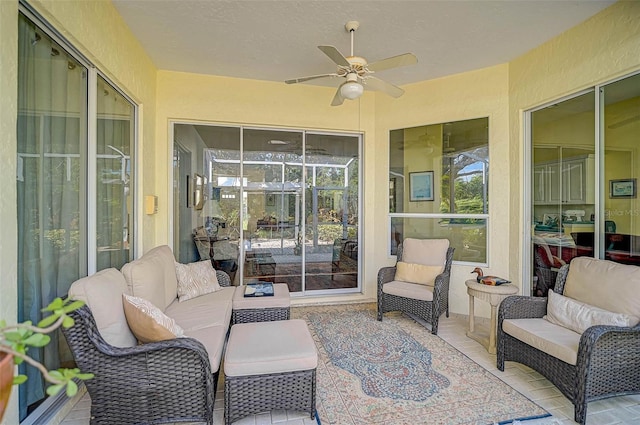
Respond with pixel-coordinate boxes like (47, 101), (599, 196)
(574, 396), (587, 425)
(431, 317), (438, 335)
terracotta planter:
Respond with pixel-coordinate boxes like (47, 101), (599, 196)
(0, 352), (13, 423)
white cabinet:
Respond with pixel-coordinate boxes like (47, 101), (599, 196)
(534, 155), (594, 205)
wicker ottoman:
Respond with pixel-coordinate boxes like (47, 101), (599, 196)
(232, 283), (290, 324)
(223, 319), (317, 425)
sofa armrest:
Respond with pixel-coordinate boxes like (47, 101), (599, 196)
(216, 269), (231, 287)
(498, 295), (547, 323)
(377, 266), (396, 289)
(578, 323), (640, 365)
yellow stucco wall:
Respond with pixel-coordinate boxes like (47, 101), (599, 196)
(508, 0), (640, 285)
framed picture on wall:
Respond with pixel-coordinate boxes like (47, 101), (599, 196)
(610, 178), (637, 198)
(409, 171), (434, 202)
(266, 193), (275, 206)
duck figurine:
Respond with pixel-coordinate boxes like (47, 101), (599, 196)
(471, 267), (511, 286)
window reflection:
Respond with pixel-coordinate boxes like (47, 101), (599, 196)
(389, 118), (489, 263)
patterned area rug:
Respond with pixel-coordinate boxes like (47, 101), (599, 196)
(293, 304), (550, 425)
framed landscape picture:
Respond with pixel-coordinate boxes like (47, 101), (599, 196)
(610, 178), (637, 198)
(409, 171), (434, 202)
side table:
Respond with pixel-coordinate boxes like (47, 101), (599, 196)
(465, 279), (518, 354)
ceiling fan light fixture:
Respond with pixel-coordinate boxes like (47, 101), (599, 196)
(339, 73), (363, 100)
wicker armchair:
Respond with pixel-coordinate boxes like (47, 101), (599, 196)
(62, 269), (231, 425)
(497, 261), (640, 425)
(377, 238), (454, 335)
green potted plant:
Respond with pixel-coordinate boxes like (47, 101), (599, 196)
(0, 298), (93, 421)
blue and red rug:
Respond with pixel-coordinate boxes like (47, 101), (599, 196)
(294, 304), (553, 425)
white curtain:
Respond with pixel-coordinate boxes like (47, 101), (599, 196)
(16, 15), (86, 418)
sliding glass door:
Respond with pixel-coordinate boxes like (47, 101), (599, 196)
(528, 72), (640, 296)
(16, 11), (137, 418)
(173, 123), (361, 294)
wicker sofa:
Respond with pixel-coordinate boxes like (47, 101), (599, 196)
(63, 245), (234, 425)
(497, 257), (640, 425)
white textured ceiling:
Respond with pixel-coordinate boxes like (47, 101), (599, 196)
(112, 0), (615, 88)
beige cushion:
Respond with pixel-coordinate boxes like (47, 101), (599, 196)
(184, 325), (228, 373)
(165, 287), (235, 332)
(174, 260), (221, 302)
(401, 238), (449, 266)
(122, 245), (178, 310)
(233, 283), (291, 310)
(224, 319), (317, 377)
(564, 257), (640, 317)
(503, 318), (581, 365)
(382, 280), (434, 301)
(545, 290), (639, 334)
(122, 294), (184, 343)
(68, 268), (137, 348)
(394, 262), (443, 287)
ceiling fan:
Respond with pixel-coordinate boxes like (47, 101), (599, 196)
(285, 21), (417, 106)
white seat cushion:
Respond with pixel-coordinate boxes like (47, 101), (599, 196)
(224, 319), (317, 377)
(68, 268), (137, 348)
(382, 280), (434, 301)
(184, 325), (228, 373)
(503, 318), (581, 365)
(165, 286), (234, 332)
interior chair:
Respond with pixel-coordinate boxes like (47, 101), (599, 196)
(532, 243), (565, 296)
(497, 257), (640, 425)
(377, 238), (454, 335)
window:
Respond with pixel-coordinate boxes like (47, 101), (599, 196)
(16, 9), (137, 419)
(389, 118), (489, 264)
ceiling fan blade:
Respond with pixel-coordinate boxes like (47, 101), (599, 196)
(367, 53), (417, 72)
(285, 73), (337, 84)
(363, 76), (405, 98)
(331, 87), (345, 106)
(318, 45), (351, 67)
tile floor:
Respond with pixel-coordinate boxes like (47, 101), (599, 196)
(59, 310), (640, 425)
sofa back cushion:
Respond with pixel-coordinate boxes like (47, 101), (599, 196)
(68, 268), (137, 348)
(564, 256), (640, 317)
(401, 238), (450, 267)
(122, 245), (178, 310)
